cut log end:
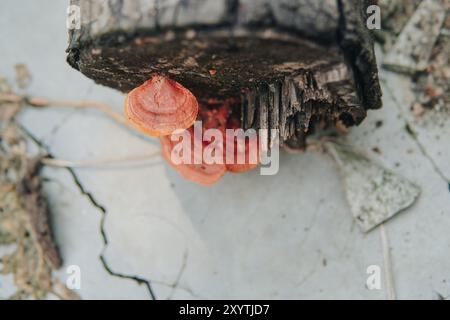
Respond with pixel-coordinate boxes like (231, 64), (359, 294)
(67, 0), (382, 149)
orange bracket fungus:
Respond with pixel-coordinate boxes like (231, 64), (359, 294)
(225, 116), (260, 174)
(70, 1), (383, 187)
(160, 127), (227, 187)
(158, 103), (230, 186)
(127, 76), (261, 186)
(125, 75), (199, 137)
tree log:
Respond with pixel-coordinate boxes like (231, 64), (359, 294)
(67, 0), (382, 148)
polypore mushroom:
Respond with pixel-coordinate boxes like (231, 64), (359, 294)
(158, 102), (231, 186)
(225, 116), (259, 173)
(160, 127), (226, 186)
(200, 101), (230, 133)
(203, 98), (259, 173)
(159, 97), (261, 185)
(125, 75), (199, 137)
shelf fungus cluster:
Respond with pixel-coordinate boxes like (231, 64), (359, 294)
(126, 75), (260, 185)
(68, 0), (383, 185)
(125, 76), (199, 137)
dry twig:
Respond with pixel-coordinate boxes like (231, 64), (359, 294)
(0, 93), (134, 131)
(41, 152), (161, 169)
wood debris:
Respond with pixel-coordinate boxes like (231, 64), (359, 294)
(0, 75), (78, 300)
(412, 10), (450, 114)
(383, 0), (446, 74)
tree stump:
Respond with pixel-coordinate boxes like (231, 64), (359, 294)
(67, 0), (382, 149)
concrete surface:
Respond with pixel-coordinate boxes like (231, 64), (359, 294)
(0, 0), (449, 299)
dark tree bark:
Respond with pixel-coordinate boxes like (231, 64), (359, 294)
(17, 160), (62, 269)
(67, 0), (382, 148)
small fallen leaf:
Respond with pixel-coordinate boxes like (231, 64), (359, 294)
(327, 142), (421, 233)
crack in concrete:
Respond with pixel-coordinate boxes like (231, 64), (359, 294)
(99, 255), (156, 299)
(66, 168), (157, 300)
(434, 290), (448, 300)
(45, 110), (79, 141)
(382, 81), (450, 184)
(18, 120), (202, 299)
(16, 122), (157, 300)
(167, 249), (189, 300)
(403, 123), (450, 183)
(66, 169), (109, 245)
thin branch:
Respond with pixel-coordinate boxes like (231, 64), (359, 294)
(41, 152), (161, 169)
(380, 223), (396, 300)
(0, 93), (135, 131)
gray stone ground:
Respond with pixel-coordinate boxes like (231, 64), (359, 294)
(0, 0), (449, 299)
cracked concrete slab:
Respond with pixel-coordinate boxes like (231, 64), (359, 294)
(381, 72), (450, 182)
(42, 166), (150, 299)
(1, 0), (450, 300)
(344, 64), (450, 299)
(102, 152), (387, 299)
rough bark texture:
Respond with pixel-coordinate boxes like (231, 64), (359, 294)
(67, 0), (382, 147)
(17, 160), (62, 269)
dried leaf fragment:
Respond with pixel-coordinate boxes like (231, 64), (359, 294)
(327, 142), (421, 233)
